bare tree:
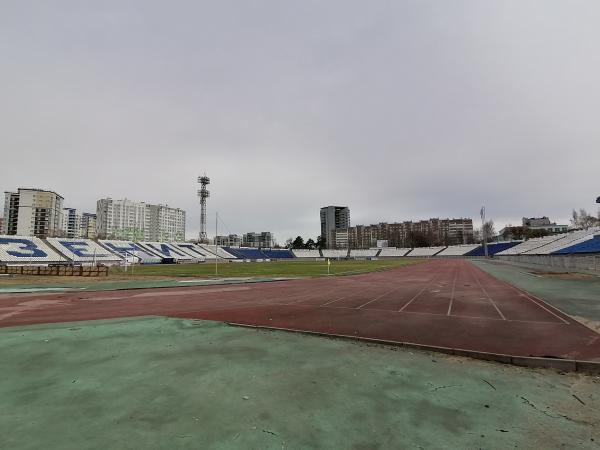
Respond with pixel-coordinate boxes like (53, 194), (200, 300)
(571, 208), (599, 229)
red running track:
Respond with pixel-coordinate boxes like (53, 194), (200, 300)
(1, 259), (599, 361)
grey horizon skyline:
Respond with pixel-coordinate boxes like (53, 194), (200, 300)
(2, 1), (599, 243)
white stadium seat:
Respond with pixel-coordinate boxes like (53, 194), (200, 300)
(98, 240), (162, 264)
(407, 246), (446, 257)
(349, 249), (379, 258)
(171, 243), (207, 261)
(437, 244), (480, 256)
(137, 242), (195, 261)
(291, 249), (322, 258)
(497, 234), (565, 256)
(523, 227), (600, 255)
(46, 237), (122, 263)
(0, 235), (66, 264)
(378, 248), (411, 257)
(321, 249), (349, 258)
(198, 245), (236, 259)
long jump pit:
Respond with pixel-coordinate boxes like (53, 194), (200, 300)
(1, 259), (599, 371)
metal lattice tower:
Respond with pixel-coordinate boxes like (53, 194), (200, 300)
(197, 175), (210, 243)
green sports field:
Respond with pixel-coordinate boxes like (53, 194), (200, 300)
(110, 258), (422, 278)
(0, 259), (423, 291)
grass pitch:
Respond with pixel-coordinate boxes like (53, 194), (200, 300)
(110, 258), (422, 278)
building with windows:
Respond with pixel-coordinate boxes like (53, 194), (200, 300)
(61, 208), (82, 238)
(522, 217), (568, 234)
(215, 234), (242, 247)
(96, 198), (185, 242)
(0, 217), (4, 234)
(320, 206), (351, 249)
(242, 232), (273, 248)
(3, 188), (64, 238)
(348, 218), (474, 248)
(80, 213), (97, 239)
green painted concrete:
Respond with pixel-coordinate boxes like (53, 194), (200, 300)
(1, 317), (598, 449)
(473, 259), (600, 324)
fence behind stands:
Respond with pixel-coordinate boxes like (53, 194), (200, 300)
(0, 265), (109, 277)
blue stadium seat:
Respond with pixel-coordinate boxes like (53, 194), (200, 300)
(553, 235), (600, 254)
(465, 241), (520, 256)
(260, 249), (295, 259)
(223, 247), (268, 259)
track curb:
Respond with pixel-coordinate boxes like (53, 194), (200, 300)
(227, 322), (600, 374)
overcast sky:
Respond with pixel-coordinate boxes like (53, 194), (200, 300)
(2, 1), (599, 243)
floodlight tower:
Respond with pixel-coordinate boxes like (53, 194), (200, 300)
(197, 175), (210, 243)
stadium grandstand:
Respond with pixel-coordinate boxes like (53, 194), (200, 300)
(291, 249), (322, 259)
(522, 227), (600, 255)
(436, 244), (480, 256)
(260, 249), (295, 259)
(465, 241), (521, 257)
(170, 242), (207, 261)
(321, 249), (349, 259)
(349, 249), (379, 258)
(198, 244), (236, 259)
(554, 233), (600, 254)
(378, 248), (411, 257)
(496, 235), (564, 256)
(46, 237), (122, 264)
(137, 242), (196, 262)
(0, 235), (66, 264)
(98, 240), (162, 264)
(222, 247), (266, 260)
(407, 246), (446, 257)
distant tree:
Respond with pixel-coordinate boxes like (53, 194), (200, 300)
(292, 236), (305, 249)
(571, 208), (599, 229)
(305, 238), (316, 250)
(482, 220), (495, 243)
(316, 235), (326, 249)
(285, 237), (293, 249)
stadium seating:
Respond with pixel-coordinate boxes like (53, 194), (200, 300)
(260, 249), (295, 259)
(436, 244), (480, 256)
(99, 240), (162, 264)
(378, 247), (411, 257)
(222, 247), (266, 260)
(46, 238), (122, 263)
(496, 235), (563, 256)
(321, 249), (349, 259)
(465, 241), (521, 257)
(138, 242), (195, 261)
(524, 228), (600, 255)
(408, 247), (446, 257)
(349, 249), (379, 258)
(553, 234), (600, 254)
(0, 235), (66, 264)
(198, 244), (237, 259)
(292, 249), (322, 258)
(171, 243), (207, 261)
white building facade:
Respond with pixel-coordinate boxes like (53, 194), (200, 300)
(3, 188), (64, 238)
(96, 198), (185, 242)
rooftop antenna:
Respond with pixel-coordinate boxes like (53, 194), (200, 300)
(197, 174), (210, 243)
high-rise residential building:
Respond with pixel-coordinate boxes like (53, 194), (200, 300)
(214, 234), (242, 247)
(96, 198), (185, 242)
(80, 213), (97, 239)
(347, 218), (474, 248)
(3, 188), (64, 238)
(146, 204), (186, 242)
(61, 208), (82, 238)
(320, 206), (350, 248)
(242, 232), (273, 248)
(0, 217), (4, 234)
